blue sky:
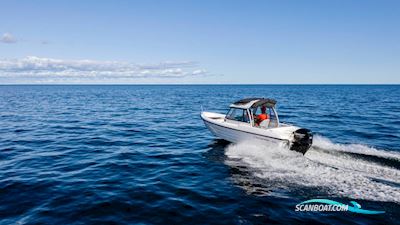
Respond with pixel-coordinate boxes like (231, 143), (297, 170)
(0, 0), (399, 84)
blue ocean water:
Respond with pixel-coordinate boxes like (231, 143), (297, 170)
(0, 85), (399, 225)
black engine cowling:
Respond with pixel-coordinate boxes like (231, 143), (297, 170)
(290, 128), (313, 155)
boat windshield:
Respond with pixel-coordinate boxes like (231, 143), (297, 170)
(226, 108), (251, 123)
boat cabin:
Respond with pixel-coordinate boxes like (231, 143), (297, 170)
(225, 98), (279, 128)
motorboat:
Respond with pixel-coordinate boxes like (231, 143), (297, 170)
(201, 98), (313, 154)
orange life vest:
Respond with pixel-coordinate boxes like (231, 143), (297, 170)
(257, 114), (268, 121)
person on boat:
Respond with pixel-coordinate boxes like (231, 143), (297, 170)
(256, 106), (269, 126)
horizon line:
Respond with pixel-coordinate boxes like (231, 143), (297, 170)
(0, 83), (399, 86)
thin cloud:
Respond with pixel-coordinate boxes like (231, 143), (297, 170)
(0, 56), (209, 83)
(1, 33), (17, 43)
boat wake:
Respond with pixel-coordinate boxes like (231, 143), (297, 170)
(224, 135), (400, 203)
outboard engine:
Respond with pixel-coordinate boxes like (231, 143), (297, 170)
(290, 128), (313, 155)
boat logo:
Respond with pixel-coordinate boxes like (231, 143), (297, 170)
(295, 199), (385, 214)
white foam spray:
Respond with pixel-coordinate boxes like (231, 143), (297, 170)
(225, 135), (400, 203)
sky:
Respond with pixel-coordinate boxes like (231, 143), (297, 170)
(0, 0), (399, 84)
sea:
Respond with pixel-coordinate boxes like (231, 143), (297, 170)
(0, 85), (399, 225)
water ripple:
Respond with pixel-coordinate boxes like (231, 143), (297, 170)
(0, 85), (399, 224)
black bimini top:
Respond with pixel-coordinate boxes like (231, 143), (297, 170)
(234, 98), (277, 108)
(252, 98), (277, 107)
(233, 98), (263, 105)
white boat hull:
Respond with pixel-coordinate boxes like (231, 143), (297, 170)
(201, 111), (313, 154)
(203, 119), (286, 146)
